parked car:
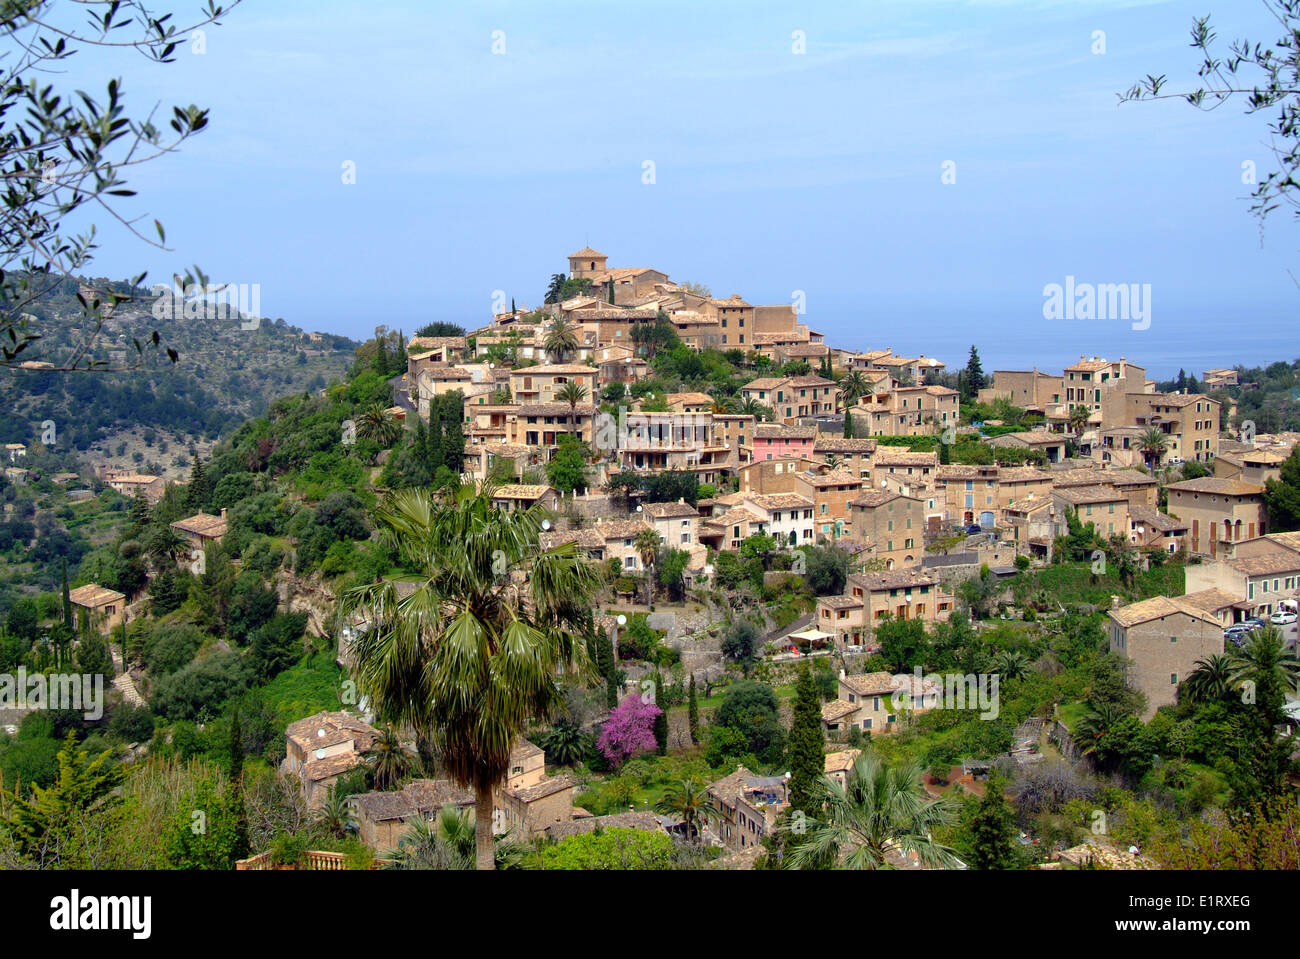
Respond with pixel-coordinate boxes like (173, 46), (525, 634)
(1270, 610), (1298, 626)
(964, 523), (982, 535)
(1243, 617), (1268, 631)
(1224, 625), (1251, 646)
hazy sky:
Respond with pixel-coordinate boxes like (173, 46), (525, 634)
(65, 0), (1299, 377)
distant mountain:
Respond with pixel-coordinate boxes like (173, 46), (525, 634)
(1, 274), (359, 468)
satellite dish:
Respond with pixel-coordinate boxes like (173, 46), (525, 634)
(316, 729), (326, 738)
(616, 614), (627, 626)
(541, 519), (551, 530)
(315, 748), (326, 760)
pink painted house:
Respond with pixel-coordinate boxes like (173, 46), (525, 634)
(753, 423), (817, 460)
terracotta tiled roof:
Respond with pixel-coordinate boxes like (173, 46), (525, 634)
(68, 584), (126, 607)
(1108, 595), (1221, 629)
(821, 700), (859, 722)
(848, 569), (939, 591)
(643, 501), (698, 519)
(755, 424), (816, 440)
(1178, 588), (1245, 614)
(1166, 478), (1265, 496)
(170, 512), (227, 538)
(1053, 484), (1125, 505)
(824, 749), (862, 774)
(492, 484), (556, 499)
(840, 672), (899, 696)
(1228, 553), (1300, 576)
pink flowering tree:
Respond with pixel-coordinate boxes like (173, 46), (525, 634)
(597, 694), (662, 768)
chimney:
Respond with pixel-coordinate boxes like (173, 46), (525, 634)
(1111, 595), (1121, 609)
(220, 508), (227, 520)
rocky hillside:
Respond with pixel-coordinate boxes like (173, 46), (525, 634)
(1, 273), (358, 476)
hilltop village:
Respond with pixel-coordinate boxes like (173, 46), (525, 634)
(4, 245), (1299, 872)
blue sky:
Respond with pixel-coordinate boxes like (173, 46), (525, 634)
(68, 0), (1299, 378)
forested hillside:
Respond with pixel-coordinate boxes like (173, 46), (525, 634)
(0, 274), (358, 466)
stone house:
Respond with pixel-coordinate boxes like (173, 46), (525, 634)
(169, 509), (228, 556)
(848, 491), (924, 569)
(1108, 596), (1224, 719)
(490, 484), (560, 513)
(1051, 484), (1131, 540)
(281, 711), (381, 808)
(68, 584), (127, 634)
(1165, 477), (1266, 558)
(707, 766), (788, 852)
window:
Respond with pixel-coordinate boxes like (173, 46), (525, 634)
(1171, 673), (1178, 685)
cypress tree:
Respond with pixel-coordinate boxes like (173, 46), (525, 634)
(608, 282), (615, 304)
(596, 631), (619, 709)
(394, 329), (407, 371)
(128, 491), (151, 528)
(969, 772), (1018, 869)
(440, 394), (465, 473)
(688, 675), (700, 744)
(61, 558), (73, 629)
(426, 400), (446, 474)
(229, 706), (245, 781)
(842, 410), (853, 439)
(963, 345), (986, 400)
(786, 661), (825, 814)
(652, 676), (669, 755)
(184, 460), (207, 512)
(228, 706), (250, 861)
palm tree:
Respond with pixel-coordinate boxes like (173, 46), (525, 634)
(838, 370), (870, 411)
(1230, 626), (1300, 708)
(340, 481), (602, 869)
(1067, 404), (1091, 436)
(556, 379), (589, 437)
(1138, 426), (1169, 471)
(785, 755), (961, 869)
(389, 803), (475, 869)
(358, 402), (402, 448)
(1072, 701), (1128, 760)
(539, 717), (587, 766)
(1180, 652), (1236, 705)
(738, 397), (772, 422)
(634, 527), (661, 605)
(370, 726), (417, 790)
(145, 524), (188, 570)
(994, 650), (1030, 682)
(544, 317), (579, 363)
(657, 779), (718, 842)
(316, 784), (356, 839)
